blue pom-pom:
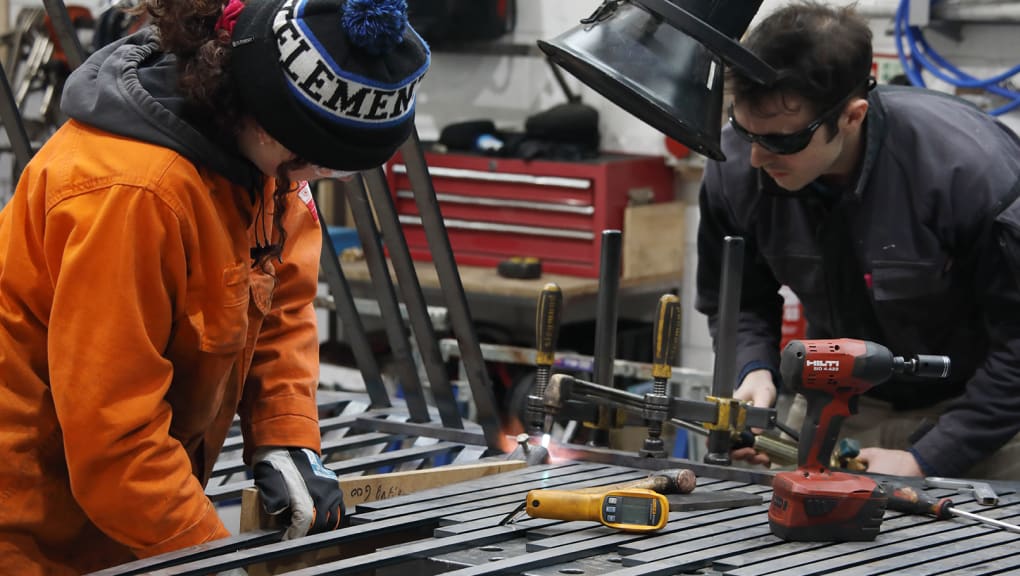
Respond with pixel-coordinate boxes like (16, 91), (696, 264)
(342, 0), (408, 55)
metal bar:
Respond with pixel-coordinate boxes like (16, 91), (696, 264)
(706, 235), (744, 465)
(0, 58), (33, 175)
(392, 163), (591, 189)
(41, 0), (85, 69)
(220, 412), (359, 451)
(757, 510), (1020, 576)
(346, 176), (431, 422)
(353, 465), (633, 522)
(351, 416), (487, 446)
(593, 229), (622, 389)
(589, 230), (622, 447)
(398, 214), (596, 240)
(396, 190), (595, 215)
(87, 530), (282, 576)
(211, 432), (399, 476)
(823, 530), (1020, 575)
(722, 506), (1020, 575)
(445, 535), (645, 576)
(556, 444), (775, 486)
(362, 166), (464, 428)
(205, 442), (465, 502)
(314, 294), (450, 331)
(352, 463), (603, 513)
(315, 196), (392, 408)
(439, 339), (712, 386)
(400, 130), (504, 454)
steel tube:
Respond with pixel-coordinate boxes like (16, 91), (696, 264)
(362, 166), (465, 429)
(705, 236), (744, 465)
(346, 176), (431, 422)
(399, 131), (504, 454)
(589, 230), (622, 447)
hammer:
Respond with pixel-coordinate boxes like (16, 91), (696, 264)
(573, 469), (697, 495)
(924, 477), (999, 506)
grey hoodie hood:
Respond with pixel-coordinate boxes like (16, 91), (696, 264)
(61, 27), (257, 189)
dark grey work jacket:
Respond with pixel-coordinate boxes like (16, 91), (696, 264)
(696, 85), (1020, 477)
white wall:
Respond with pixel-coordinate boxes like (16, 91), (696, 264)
(417, 0), (1020, 156)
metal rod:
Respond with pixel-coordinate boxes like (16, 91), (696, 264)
(362, 166), (465, 429)
(0, 60), (33, 176)
(590, 230), (622, 447)
(705, 236), (744, 465)
(399, 130), (504, 454)
(315, 195), (391, 408)
(41, 0), (85, 70)
(345, 176), (431, 422)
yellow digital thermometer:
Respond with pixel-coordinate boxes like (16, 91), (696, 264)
(524, 487), (669, 532)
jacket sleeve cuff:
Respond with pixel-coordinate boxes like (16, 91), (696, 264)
(134, 499), (231, 558)
(244, 411), (321, 464)
(738, 360), (781, 392)
(910, 427), (976, 478)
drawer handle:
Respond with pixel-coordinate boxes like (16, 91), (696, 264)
(392, 164), (592, 190)
(396, 190), (594, 215)
(398, 215), (595, 240)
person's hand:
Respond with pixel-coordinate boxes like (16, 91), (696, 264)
(856, 447), (923, 477)
(730, 369), (777, 467)
(253, 447), (345, 540)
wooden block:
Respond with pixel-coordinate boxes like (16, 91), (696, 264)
(622, 201), (685, 280)
(239, 460), (527, 574)
(241, 460), (528, 531)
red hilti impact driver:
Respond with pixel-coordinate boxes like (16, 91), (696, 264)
(768, 339), (950, 541)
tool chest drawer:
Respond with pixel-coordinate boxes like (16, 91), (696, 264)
(385, 149), (675, 278)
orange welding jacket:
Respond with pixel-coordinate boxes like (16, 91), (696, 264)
(0, 120), (324, 574)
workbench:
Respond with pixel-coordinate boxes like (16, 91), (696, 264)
(97, 454), (1020, 575)
(339, 259), (682, 344)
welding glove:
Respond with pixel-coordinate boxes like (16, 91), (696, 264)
(252, 447), (344, 540)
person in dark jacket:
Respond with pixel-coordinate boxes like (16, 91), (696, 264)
(696, 1), (1020, 479)
(0, 0), (429, 572)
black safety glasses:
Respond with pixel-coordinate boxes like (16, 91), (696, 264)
(729, 77), (876, 155)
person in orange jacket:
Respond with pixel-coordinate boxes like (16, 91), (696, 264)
(0, 0), (429, 572)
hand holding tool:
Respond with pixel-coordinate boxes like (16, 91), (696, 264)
(528, 282), (563, 436)
(768, 339), (951, 542)
(924, 477), (999, 506)
(525, 487), (669, 532)
(641, 294), (682, 458)
(883, 482), (1020, 534)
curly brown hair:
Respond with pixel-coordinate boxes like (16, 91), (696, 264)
(138, 0), (299, 268)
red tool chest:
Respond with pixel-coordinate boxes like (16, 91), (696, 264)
(385, 149), (674, 278)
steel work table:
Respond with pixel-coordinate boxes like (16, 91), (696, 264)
(96, 457), (1020, 575)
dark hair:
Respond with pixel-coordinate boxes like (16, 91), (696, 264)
(138, 0), (298, 267)
(728, 1), (873, 134)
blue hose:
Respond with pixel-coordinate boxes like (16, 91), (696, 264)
(894, 0), (1020, 115)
